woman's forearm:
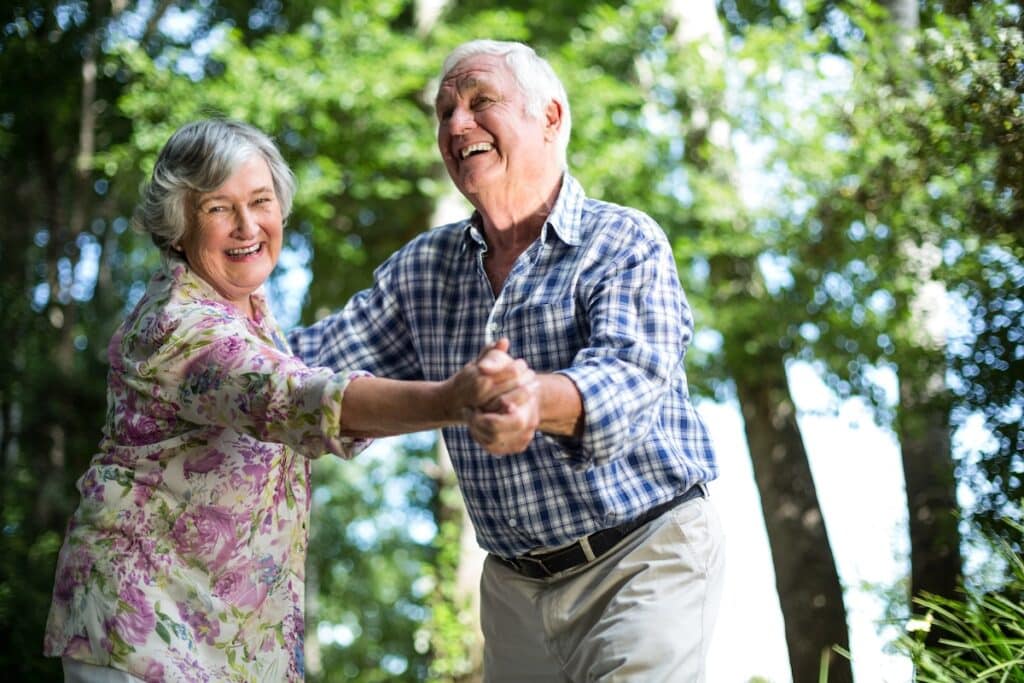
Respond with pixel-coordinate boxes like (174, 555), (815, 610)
(339, 376), (460, 437)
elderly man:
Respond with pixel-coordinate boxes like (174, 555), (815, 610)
(290, 39), (724, 682)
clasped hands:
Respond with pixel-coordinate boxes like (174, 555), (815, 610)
(453, 338), (540, 455)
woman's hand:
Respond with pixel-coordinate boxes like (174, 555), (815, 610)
(453, 339), (541, 455)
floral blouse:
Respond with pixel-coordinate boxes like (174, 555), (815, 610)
(45, 258), (366, 682)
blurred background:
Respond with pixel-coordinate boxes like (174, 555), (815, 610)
(1, 1), (1021, 681)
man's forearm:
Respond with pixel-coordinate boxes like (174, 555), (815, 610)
(537, 373), (584, 438)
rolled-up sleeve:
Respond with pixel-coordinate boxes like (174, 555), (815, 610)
(543, 218), (692, 469)
(136, 307), (370, 460)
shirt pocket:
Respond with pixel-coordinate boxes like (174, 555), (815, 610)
(512, 299), (585, 371)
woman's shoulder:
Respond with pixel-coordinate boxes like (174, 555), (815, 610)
(116, 261), (249, 360)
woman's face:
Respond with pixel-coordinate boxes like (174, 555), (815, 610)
(180, 155), (283, 316)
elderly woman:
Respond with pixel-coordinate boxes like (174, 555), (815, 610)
(44, 119), (529, 682)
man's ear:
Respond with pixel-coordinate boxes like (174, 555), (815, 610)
(543, 99), (564, 142)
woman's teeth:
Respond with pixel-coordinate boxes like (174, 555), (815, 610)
(227, 244), (261, 257)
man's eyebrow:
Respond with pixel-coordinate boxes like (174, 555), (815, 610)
(438, 74), (486, 100)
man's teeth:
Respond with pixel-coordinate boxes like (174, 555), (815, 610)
(460, 142), (493, 159)
(227, 244), (261, 256)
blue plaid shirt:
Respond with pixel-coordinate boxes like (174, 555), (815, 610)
(289, 175), (718, 557)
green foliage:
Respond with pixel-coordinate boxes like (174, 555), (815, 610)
(4, 0), (1023, 680)
(894, 517), (1024, 682)
(770, 2), (1023, 546)
(421, 514), (477, 682)
(306, 435), (438, 683)
(112, 2), (442, 311)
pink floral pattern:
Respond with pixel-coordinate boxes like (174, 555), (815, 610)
(45, 259), (366, 681)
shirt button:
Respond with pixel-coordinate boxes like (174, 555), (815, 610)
(508, 518), (517, 527)
(489, 322), (500, 335)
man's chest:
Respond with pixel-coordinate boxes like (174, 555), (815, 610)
(410, 255), (587, 379)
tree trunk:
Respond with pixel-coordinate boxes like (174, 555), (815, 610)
(734, 368), (852, 683)
(880, 0), (964, 614)
(667, 2), (853, 679)
(898, 354), (962, 605)
(878, 0), (919, 31)
(431, 437), (485, 683)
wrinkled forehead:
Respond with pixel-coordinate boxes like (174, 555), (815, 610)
(435, 55), (510, 105)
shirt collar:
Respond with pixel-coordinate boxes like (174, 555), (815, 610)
(542, 173), (585, 247)
(461, 173), (587, 251)
(161, 253), (271, 323)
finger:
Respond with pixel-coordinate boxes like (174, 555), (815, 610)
(476, 349), (516, 376)
(471, 410), (536, 451)
(496, 376), (539, 409)
(476, 369), (536, 408)
(476, 337), (510, 363)
(467, 412), (499, 443)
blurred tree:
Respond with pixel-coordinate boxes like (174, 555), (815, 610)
(657, 3), (853, 680)
(872, 0), (965, 622)
(0, 3), (174, 679)
(305, 436), (440, 682)
(743, 0), (1021, 623)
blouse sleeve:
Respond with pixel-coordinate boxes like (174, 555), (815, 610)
(128, 302), (368, 460)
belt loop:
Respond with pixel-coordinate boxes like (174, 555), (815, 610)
(578, 535), (597, 562)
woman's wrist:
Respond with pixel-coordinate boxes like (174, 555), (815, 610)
(435, 376), (468, 426)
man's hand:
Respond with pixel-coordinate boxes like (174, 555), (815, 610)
(450, 338), (533, 415)
(465, 339), (541, 455)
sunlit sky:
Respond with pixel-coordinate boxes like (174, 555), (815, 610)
(703, 362), (914, 683)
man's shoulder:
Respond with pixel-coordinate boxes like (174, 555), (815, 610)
(579, 195), (665, 240)
(387, 220), (469, 266)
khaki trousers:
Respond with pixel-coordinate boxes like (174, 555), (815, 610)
(481, 495), (725, 682)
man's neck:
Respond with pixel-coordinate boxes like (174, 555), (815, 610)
(475, 172), (563, 257)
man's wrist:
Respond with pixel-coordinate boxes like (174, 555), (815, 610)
(536, 373), (584, 438)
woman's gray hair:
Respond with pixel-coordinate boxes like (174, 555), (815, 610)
(438, 40), (572, 167)
(135, 119), (296, 254)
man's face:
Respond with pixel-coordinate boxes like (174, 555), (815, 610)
(435, 54), (555, 200)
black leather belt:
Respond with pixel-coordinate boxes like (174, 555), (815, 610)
(494, 484), (707, 579)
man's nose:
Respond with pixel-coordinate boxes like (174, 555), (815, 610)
(448, 106), (476, 135)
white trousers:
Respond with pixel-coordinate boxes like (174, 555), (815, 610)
(480, 495), (725, 682)
(63, 658), (143, 683)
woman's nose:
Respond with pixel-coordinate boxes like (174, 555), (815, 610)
(233, 207), (258, 238)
